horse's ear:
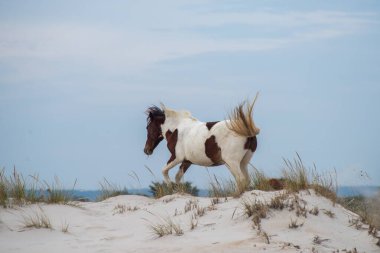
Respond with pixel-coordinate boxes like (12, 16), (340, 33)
(160, 102), (166, 111)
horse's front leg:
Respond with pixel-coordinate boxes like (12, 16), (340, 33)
(162, 159), (181, 184)
(175, 161), (192, 184)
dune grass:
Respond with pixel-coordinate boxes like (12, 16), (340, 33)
(310, 166), (337, 203)
(61, 221), (70, 233)
(208, 175), (237, 199)
(21, 206), (52, 230)
(43, 176), (77, 204)
(207, 153), (338, 202)
(288, 218), (303, 229)
(146, 215), (183, 237)
(0, 168), (28, 206)
(97, 178), (128, 201)
(339, 191), (380, 230)
(0, 169), (8, 207)
(269, 193), (287, 210)
(282, 154), (309, 192)
(149, 181), (199, 199)
(0, 168), (79, 206)
(249, 166), (273, 191)
(281, 153), (337, 204)
(241, 198), (268, 220)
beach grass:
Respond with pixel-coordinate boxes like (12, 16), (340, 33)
(149, 181), (199, 198)
(97, 178), (128, 201)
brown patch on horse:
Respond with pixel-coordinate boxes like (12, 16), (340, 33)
(206, 121), (219, 130)
(166, 129), (178, 164)
(179, 160), (192, 174)
(244, 136), (257, 152)
(268, 178), (285, 190)
(205, 135), (223, 165)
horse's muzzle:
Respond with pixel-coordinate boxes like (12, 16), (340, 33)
(144, 147), (153, 155)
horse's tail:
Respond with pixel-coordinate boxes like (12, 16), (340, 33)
(226, 94), (260, 137)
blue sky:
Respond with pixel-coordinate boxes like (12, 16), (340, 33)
(1, 0), (379, 189)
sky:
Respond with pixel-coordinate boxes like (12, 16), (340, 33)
(1, 0), (379, 189)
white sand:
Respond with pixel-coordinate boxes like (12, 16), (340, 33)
(1, 190), (379, 253)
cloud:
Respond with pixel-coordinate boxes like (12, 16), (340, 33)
(0, 6), (377, 82)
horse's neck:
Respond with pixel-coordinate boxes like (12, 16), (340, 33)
(162, 117), (198, 135)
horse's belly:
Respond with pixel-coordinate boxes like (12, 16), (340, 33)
(185, 150), (215, 166)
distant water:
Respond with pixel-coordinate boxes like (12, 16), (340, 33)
(72, 189), (209, 201)
(337, 186), (379, 197)
(71, 186), (379, 202)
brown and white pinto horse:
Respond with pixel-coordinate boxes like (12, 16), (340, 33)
(144, 99), (260, 188)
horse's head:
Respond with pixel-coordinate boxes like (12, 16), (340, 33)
(144, 106), (165, 155)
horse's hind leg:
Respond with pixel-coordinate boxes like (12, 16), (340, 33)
(240, 151), (253, 186)
(224, 161), (247, 192)
(175, 161), (192, 184)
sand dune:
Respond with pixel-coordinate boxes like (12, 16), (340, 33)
(1, 190), (378, 253)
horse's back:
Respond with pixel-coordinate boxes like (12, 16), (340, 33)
(180, 122), (213, 166)
(179, 120), (248, 166)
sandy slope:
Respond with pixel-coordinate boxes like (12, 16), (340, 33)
(0, 190), (379, 253)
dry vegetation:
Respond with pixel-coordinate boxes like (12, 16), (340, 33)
(339, 193), (380, 229)
(0, 168), (131, 207)
(208, 174), (237, 199)
(269, 193), (287, 210)
(249, 167), (273, 191)
(339, 191), (380, 245)
(2, 154), (379, 247)
(61, 221), (70, 233)
(97, 178), (128, 201)
(0, 168), (78, 207)
(113, 204), (140, 215)
(149, 181), (199, 199)
(207, 153), (338, 204)
(21, 206), (52, 230)
(146, 215), (183, 237)
(288, 217), (304, 229)
(281, 153), (337, 204)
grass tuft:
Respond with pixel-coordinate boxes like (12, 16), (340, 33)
(189, 214), (198, 230)
(313, 235), (329, 245)
(241, 198), (268, 220)
(288, 217), (303, 229)
(44, 176), (76, 204)
(149, 181), (199, 198)
(22, 206), (52, 230)
(309, 206), (319, 216)
(113, 204), (139, 215)
(61, 221), (69, 233)
(339, 191), (380, 231)
(323, 209), (335, 218)
(281, 153), (338, 205)
(0, 168), (8, 207)
(310, 166), (337, 204)
(269, 193), (288, 210)
(147, 216), (183, 237)
(208, 175), (237, 199)
(97, 178), (128, 201)
(249, 167), (273, 191)
(282, 153), (309, 192)
(0, 168), (79, 206)
(9, 167), (27, 204)
(260, 230), (270, 244)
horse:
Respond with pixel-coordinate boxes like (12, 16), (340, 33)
(143, 98), (260, 189)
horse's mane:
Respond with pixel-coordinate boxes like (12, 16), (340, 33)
(226, 94), (260, 137)
(160, 103), (197, 121)
(146, 106), (165, 123)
